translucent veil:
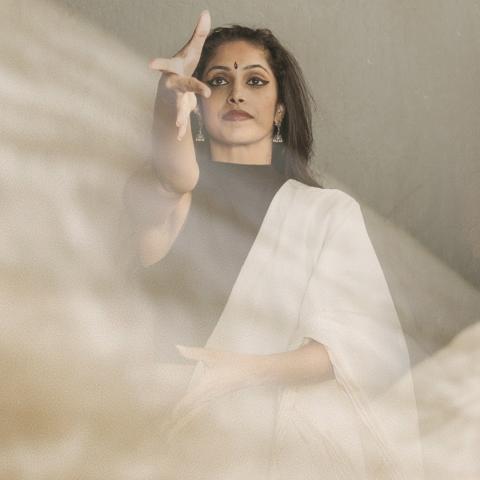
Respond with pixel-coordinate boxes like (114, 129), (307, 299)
(1, 1), (479, 479)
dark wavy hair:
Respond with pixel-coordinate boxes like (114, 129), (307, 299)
(191, 25), (322, 188)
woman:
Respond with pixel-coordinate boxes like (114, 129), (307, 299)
(126, 10), (423, 480)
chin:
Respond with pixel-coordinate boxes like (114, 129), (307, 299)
(212, 130), (268, 146)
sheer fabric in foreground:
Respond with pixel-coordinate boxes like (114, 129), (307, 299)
(160, 180), (424, 480)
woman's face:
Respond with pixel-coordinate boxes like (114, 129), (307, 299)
(199, 40), (284, 146)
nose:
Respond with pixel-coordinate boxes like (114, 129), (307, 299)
(227, 81), (245, 105)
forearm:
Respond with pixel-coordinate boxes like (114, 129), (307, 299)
(123, 161), (183, 227)
(151, 76), (199, 194)
(256, 339), (335, 387)
(123, 161), (191, 266)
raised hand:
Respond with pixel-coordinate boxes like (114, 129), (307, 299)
(149, 10), (212, 142)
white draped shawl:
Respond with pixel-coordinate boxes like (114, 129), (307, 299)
(160, 179), (424, 480)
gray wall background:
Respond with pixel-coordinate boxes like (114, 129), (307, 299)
(55, 0), (480, 290)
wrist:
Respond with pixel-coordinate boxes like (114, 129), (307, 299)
(251, 342), (334, 388)
(248, 353), (285, 388)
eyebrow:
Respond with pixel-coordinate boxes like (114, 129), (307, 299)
(205, 64), (270, 75)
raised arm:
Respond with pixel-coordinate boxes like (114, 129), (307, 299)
(123, 10), (212, 266)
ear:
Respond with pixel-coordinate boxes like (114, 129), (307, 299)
(274, 103), (285, 124)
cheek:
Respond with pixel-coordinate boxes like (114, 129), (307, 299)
(256, 98), (277, 126)
(257, 88), (278, 113)
(199, 99), (221, 126)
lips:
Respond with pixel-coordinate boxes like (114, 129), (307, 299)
(222, 110), (253, 121)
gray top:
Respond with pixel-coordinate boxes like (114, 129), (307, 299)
(135, 152), (286, 363)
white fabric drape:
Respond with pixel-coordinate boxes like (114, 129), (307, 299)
(160, 180), (424, 480)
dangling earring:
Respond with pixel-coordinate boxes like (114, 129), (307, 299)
(273, 119), (283, 143)
(194, 110), (205, 142)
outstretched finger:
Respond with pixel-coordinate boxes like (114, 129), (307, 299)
(177, 121), (187, 142)
(166, 75), (211, 97)
(184, 10), (211, 55)
(176, 114), (189, 142)
(149, 56), (185, 76)
(175, 93), (191, 124)
(181, 10), (211, 67)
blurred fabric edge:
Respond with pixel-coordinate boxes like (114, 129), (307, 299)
(321, 175), (480, 364)
(0, 0), (479, 479)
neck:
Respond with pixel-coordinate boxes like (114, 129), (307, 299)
(209, 137), (272, 165)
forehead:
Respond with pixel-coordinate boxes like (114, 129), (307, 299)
(205, 40), (271, 71)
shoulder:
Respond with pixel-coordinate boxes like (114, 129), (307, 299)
(286, 179), (359, 219)
(282, 180), (362, 252)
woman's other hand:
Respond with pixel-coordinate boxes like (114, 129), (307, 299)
(161, 341), (333, 441)
(159, 345), (265, 440)
(171, 340), (334, 420)
(149, 10), (212, 142)
(173, 345), (265, 411)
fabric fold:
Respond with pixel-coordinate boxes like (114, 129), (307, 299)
(276, 195), (424, 479)
(162, 180), (424, 479)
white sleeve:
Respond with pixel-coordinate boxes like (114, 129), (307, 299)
(296, 198), (408, 396)
(280, 196), (424, 479)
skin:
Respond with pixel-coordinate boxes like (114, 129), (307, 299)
(147, 11), (334, 419)
(198, 39), (285, 165)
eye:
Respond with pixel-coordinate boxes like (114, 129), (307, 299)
(247, 76), (269, 87)
(207, 76), (228, 87)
